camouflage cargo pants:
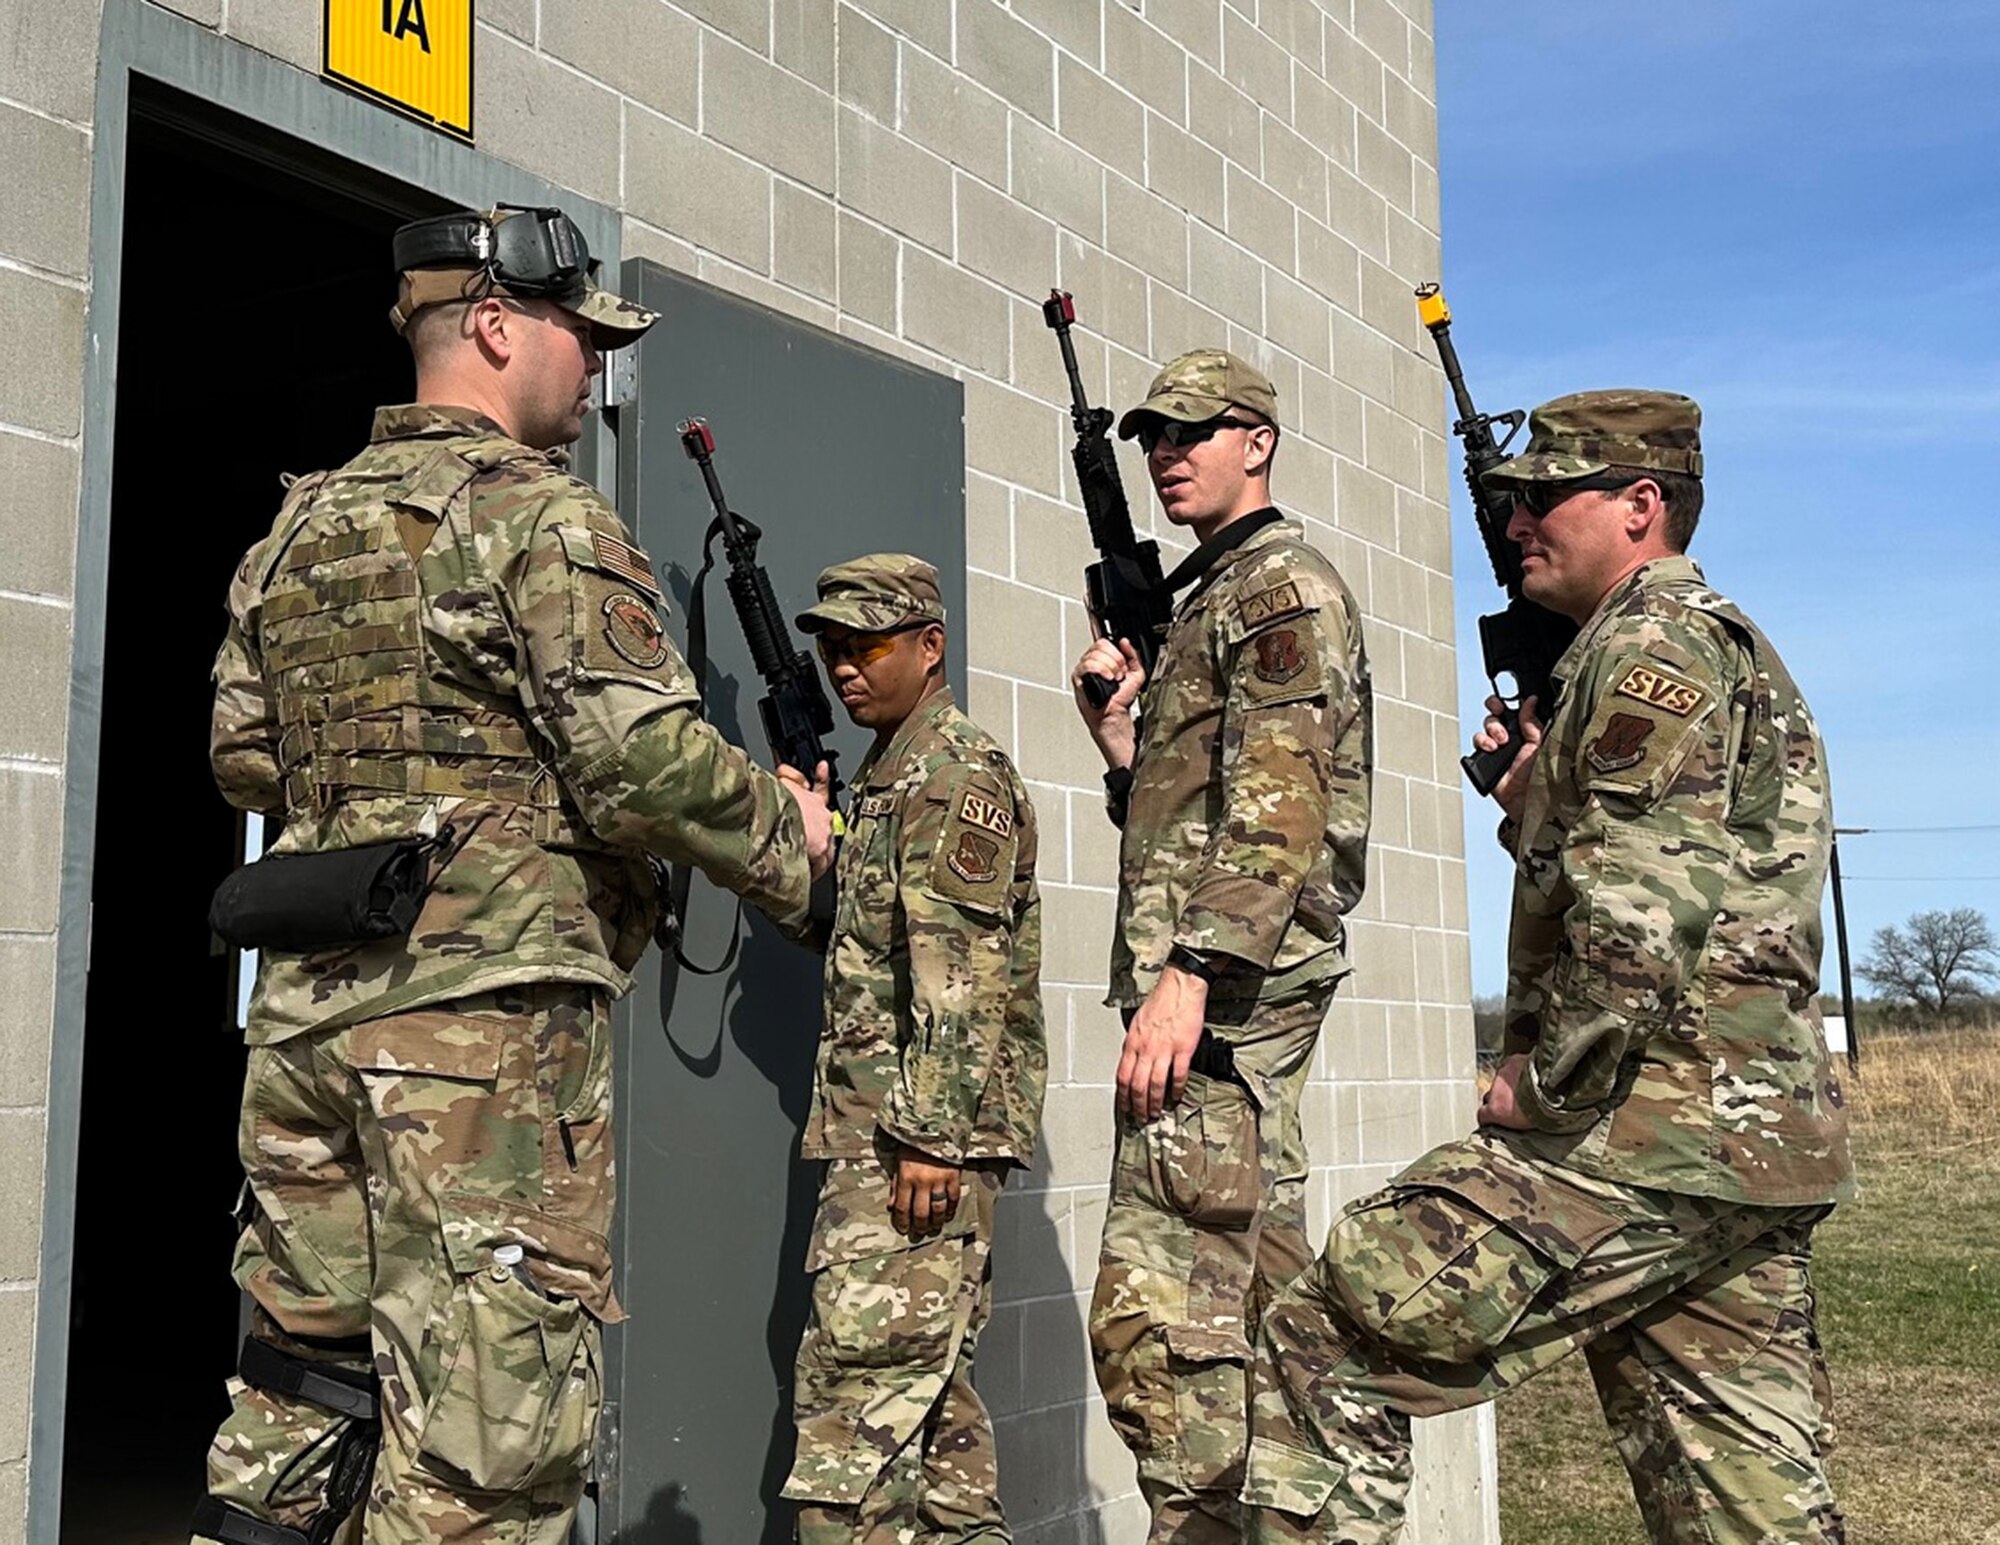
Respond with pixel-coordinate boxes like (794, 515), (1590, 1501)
(785, 1141), (1011, 1544)
(198, 984), (619, 1545)
(1090, 994), (1327, 1545)
(1241, 1131), (1843, 1545)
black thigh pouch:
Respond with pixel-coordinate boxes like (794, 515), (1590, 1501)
(1327, 1139), (1624, 1365)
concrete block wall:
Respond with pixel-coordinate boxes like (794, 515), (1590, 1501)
(1, 2), (1490, 1540)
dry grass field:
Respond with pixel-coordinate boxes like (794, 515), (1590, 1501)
(1493, 1028), (2000, 1545)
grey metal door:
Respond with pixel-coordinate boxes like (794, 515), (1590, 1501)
(604, 262), (967, 1544)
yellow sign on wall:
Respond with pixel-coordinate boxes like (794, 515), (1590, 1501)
(323, 0), (475, 143)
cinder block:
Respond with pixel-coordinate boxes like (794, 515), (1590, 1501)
(998, 1395), (1087, 1522)
(0, 435), (79, 602)
(1336, 458), (1397, 549)
(901, 42), (1012, 188)
(1329, 991), (1392, 1080)
(1403, 633), (1455, 716)
(1056, 235), (1150, 357)
(1038, 1081), (1115, 1187)
(1387, 999), (1424, 1076)
(1067, 793), (1121, 900)
(0, 269), (82, 439)
(1414, 154), (1442, 235)
(992, 1184), (1077, 1303)
(1356, 1077), (1423, 1164)
(836, 105), (954, 255)
(0, 1459), (22, 1545)
(0, 940), (52, 1110)
(0, 770), (61, 934)
(0, 1115), (42, 1282)
(228, 0), (322, 72)
(479, 0), (534, 44)
(0, 1289), (31, 1462)
(1187, 225), (1261, 330)
(0, 601), (70, 764)
(834, 4), (898, 121)
(965, 564), (1064, 684)
(1144, 113), (1226, 231)
(692, 254), (839, 331)
(622, 217), (699, 276)
(963, 375), (1064, 494)
(1027, 781), (1070, 884)
(1355, 114), (1414, 215)
(1012, 489), (1095, 601)
(1011, 113), (1105, 244)
(541, 1), (697, 124)
(1189, 62), (1262, 175)
(1056, 54), (1144, 175)
(1408, 19), (1438, 97)
(1424, 566), (1456, 645)
(1016, 680), (1112, 792)
(845, 0), (952, 57)
(1372, 695), (1433, 785)
(966, 472), (1013, 576)
(1220, 7), (1292, 113)
(1070, 993), (1125, 1087)
(1320, 17), (1384, 123)
(966, 669), (1016, 752)
(1330, 309), (1395, 406)
(1372, 768), (1411, 851)
(1011, 0), (1101, 67)
(956, 173), (1060, 301)
(1329, 160), (1389, 261)
(0, 105), (85, 281)
(1383, 69), (1436, 165)
(1147, 280), (1229, 362)
(1380, 846), (1441, 930)
(1143, 0), (1221, 67)
(1352, 0), (1411, 77)
(1294, 67), (1360, 180)
(1363, 398), (1423, 491)
(1263, 115), (1330, 229)
(957, 0), (1055, 125)
(1368, 549), (1430, 640)
(773, 183), (838, 303)
(678, 0), (768, 53)
(1226, 166), (1296, 271)
(473, 33), (621, 208)
(627, 109), (771, 274)
(775, 0), (837, 90)
(1104, 4), (1188, 123)
(1392, 336), (1441, 430)
(704, 32), (836, 194)
(836, 212), (898, 331)
(1103, 175), (1189, 291)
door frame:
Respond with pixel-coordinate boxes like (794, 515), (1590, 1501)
(34, 4), (622, 1536)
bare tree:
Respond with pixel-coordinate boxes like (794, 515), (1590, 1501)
(1858, 908), (2000, 1016)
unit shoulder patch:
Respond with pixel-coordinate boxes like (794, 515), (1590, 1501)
(1586, 711), (1656, 774)
(922, 776), (1017, 916)
(601, 592), (671, 670)
(956, 788), (1015, 838)
(1237, 578), (1307, 633)
(1613, 659), (1709, 719)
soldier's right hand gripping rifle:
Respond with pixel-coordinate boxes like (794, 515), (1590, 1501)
(1041, 290), (1172, 709)
(1414, 284), (1578, 798)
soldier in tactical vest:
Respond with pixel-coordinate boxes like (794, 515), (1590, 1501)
(1240, 392), (1852, 1544)
(193, 206), (835, 1545)
(778, 555), (1046, 1545)
(1069, 352), (1373, 1544)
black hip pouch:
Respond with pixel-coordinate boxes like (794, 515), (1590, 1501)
(209, 832), (448, 952)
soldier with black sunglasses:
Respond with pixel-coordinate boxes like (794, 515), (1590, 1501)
(1068, 350), (1373, 1544)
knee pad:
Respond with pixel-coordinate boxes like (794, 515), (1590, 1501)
(193, 1334), (382, 1545)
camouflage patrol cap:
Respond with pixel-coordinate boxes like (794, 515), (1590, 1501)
(795, 553), (948, 635)
(1481, 389), (1704, 486)
(1117, 349), (1280, 440)
(389, 206), (659, 349)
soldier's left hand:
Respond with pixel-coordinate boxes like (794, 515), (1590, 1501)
(1478, 1053), (1534, 1130)
(1117, 965), (1209, 1123)
(891, 1145), (963, 1240)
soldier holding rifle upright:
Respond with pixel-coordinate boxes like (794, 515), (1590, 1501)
(1065, 339), (1372, 1545)
(1241, 381), (1853, 1545)
(195, 206), (833, 1545)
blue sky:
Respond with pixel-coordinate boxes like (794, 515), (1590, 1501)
(1435, 0), (2000, 997)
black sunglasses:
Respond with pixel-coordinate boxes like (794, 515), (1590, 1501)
(1135, 415), (1262, 454)
(1512, 473), (1641, 520)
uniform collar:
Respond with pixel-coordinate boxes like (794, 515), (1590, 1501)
(1168, 506), (1291, 607)
(856, 686), (956, 791)
(371, 403), (521, 445)
(1556, 554), (1707, 685)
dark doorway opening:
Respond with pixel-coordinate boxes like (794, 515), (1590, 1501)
(58, 82), (438, 1544)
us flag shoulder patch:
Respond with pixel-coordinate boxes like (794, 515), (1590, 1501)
(592, 531), (662, 599)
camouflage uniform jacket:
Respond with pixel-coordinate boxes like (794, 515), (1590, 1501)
(802, 689), (1046, 1166)
(1109, 513), (1372, 1020)
(1500, 555), (1854, 1205)
(211, 404), (810, 1045)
